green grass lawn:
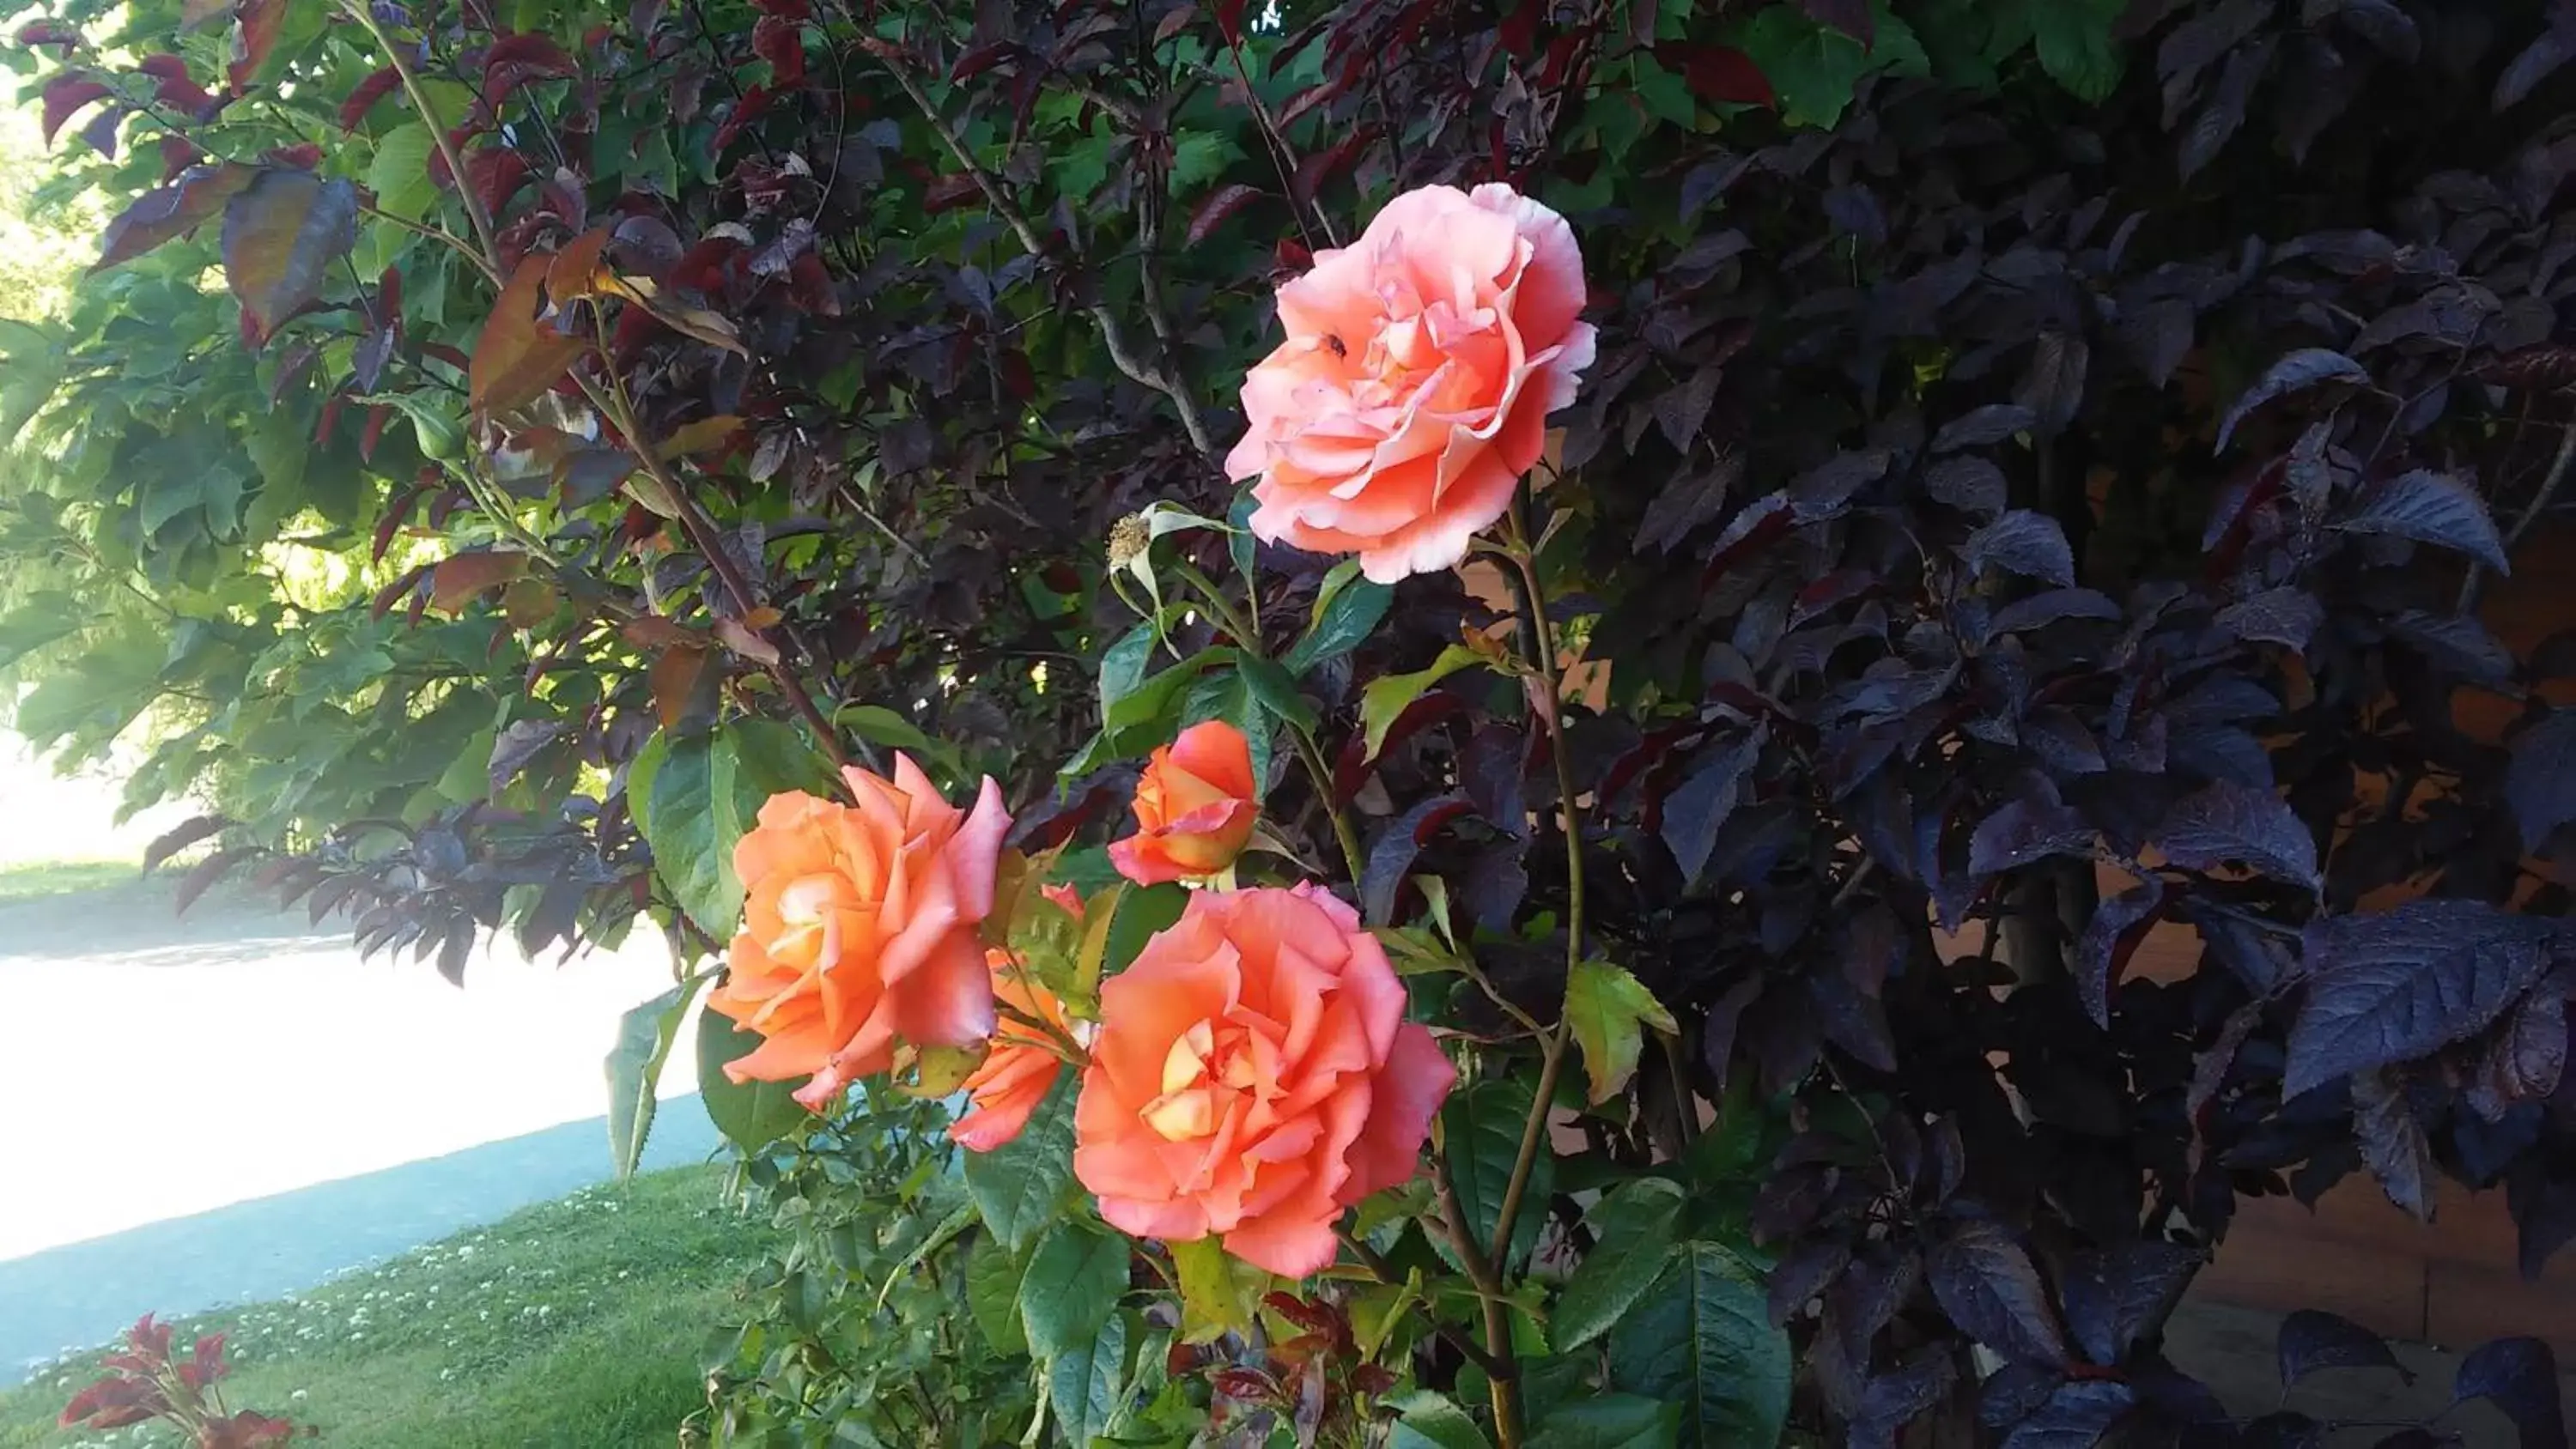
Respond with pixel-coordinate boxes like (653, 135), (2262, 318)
(0, 859), (142, 903)
(0, 1166), (778, 1449)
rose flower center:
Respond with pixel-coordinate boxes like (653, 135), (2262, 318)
(1139, 1018), (1259, 1143)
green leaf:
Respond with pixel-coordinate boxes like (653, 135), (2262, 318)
(872, 1199), (977, 1311)
(1048, 1307), (1130, 1447)
(603, 975), (706, 1179)
(1360, 644), (1490, 760)
(694, 1007), (814, 1151)
(1441, 1076), (1555, 1273)
(1554, 1179), (1686, 1350)
(366, 122), (438, 223)
(1528, 1396), (1682, 1449)
(1065, 647), (1238, 776)
(1564, 960), (1680, 1105)
(2027, 0), (2126, 102)
(633, 719), (831, 937)
(1389, 1392), (1496, 1449)
(1730, 5), (1923, 129)
(1284, 565), (1393, 675)
(835, 702), (933, 754)
(354, 391), (462, 462)
(1171, 1235), (1269, 1343)
(1018, 1222), (1129, 1359)
(219, 168), (359, 340)
(1238, 653), (1319, 731)
(965, 1234), (1030, 1355)
(1607, 1242), (1790, 1449)
(1101, 880), (1189, 985)
(964, 1077), (1078, 1252)
(1097, 620), (1158, 720)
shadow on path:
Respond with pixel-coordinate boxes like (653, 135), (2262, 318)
(0, 1100), (722, 1384)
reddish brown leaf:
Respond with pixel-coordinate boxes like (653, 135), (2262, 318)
(716, 615), (780, 664)
(753, 14), (805, 85)
(1187, 183), (1262, 246)
(359, 403), (392, 461)
(1154, 3), (1197, 45)
(656, 413), (742, 459)
(262, 140), (319, 169)
(711, 82), (773, 152)
(465, 147), (534, 217)
(470, 252), (589, 414)
(39, 74), (111, 145)
(156, 135), (204, 181)
(143, 815), (229, 873)
(339, 64), (402, 131)
(923, 171), (982, 213)
(174, 846), (254, 915)
(370, 561), (429, 617)
(621, 615), (697, 650)
(15, 20), (80, 48)
(429, 549), (532, 612)
(219, 167), (359, 343)
(544, 225), (611, 301)
(1658, 41), (1775, 107)
(1215, 0), (1245, 42)
(750, 0), (811, 16)
(313, 392), (343, 446)
(649, 641), (713, 728)
(951, 39), (1017, 82)
(137, 53), (216, 115)
(483, 31), (577, 106)
(94, 161), (253, 271)
(226, 0), (284, 94)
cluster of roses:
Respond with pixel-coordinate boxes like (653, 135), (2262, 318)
(702, 183), (1594, 1278)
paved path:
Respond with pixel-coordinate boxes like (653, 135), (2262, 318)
(0, 883), (717, 1383)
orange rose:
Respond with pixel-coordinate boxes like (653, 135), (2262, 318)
(1108, 720), (1259, 886)
(949, 949), (1074, 1152)
(1224, 183), (1595, 583)
(706, 754), (1012, 1110)
(1072, 883), (1455, 1277)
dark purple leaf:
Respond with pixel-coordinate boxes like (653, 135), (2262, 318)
(2015, 332), (2088, 435)
(2389, 609), (2515, 684)
(2119, 298), (2195, 387)
(143, 815), (229, 873)
(2479, 992), (2568, 1111)
(2215, 349), (2369, 452)
(2276, 229), (2401, 274)
(2351, 1068), (2435, 1220)
(2216, 588), (2324, 650)
(353, 323), (394, 393)
(1654, 363), (1723, 452)
(2456, 1338), (2567, 1449)
(1461, 840), (1528, 933)
(1981, 1364), (2066, 1428)
(1361, 794), (1469, 925)
(1853, 1353), (1955, 1447)
(1698, 974), (1762, 1087)
(2059, 1240), (2202, 1366)
(2279, 1309), (2407, 1388)
(1634, 456), (1740, 553)
(1924, 455), (2007, 517)
(1797, 0), (1872, 45)
(1963, 511), (2077, 586)
(1807, 967), (1895, 1071)
(1186, 183), (1262, 246)
(2286, 902), (2567, 1097)
(173, 847), (252, 915)
(2336, 470), (2508, 570)
(1789, 447), (1893, 519)
(1990, 588), (2122, 635)
(1928, 1219), (2073, 1368)
(2172, 724), (2276, 790)
(488, 718), (568, 792)
(1662, 733), (1761, 886)
(2495, 27), (2573, 111)
(1767, 1239), (1852, 1325)
(1969, 796), (2094, 877)
(2076, 878), (2166, 1028)
(1933, 403), (2036, 452)
(2512, 1173), (2576, 1280)
(2155, 0), (2270, 88)
(2155, 781), (2320, 888)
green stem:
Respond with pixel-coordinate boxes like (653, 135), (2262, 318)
(343, 0), (501, 270)
(1486, 532), (1582, 1269)
(1172, 560), (1365, 884)
(1433, 1150), (1522, 1446)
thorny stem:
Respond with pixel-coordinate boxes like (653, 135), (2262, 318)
(343, 0), (500, 269)
(1433, 1149), (1522, 1446)
(875, 52), (1214, 456)
(1486, 525), (1579, 1271)
(1336, 1229), (1513, 1381)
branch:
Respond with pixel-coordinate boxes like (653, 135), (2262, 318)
(875, 52), (1214, 457)
(343, 0), (500, 270)
(2461, 416), (2576, 612)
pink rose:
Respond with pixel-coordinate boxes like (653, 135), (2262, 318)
(1224, 183), (1596, 583)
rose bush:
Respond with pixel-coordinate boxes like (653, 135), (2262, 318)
(9, 0), (2576, 1445)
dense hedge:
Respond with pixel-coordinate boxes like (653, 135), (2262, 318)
(7, 0), (2576, 1445)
